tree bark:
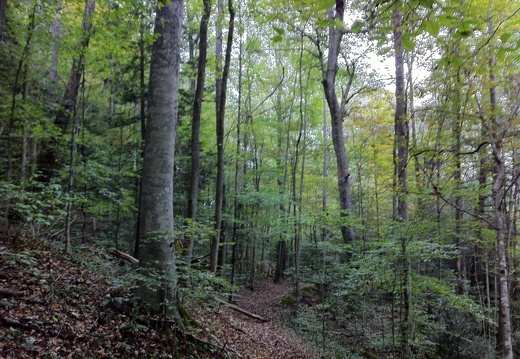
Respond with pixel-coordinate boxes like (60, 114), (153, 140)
(322, 94), (329, 241)
(137, 0), (184, 318)
(392, 6), (411, 358)
(452, 95), (465, 295)
(48, 2), (61, 100)
(487, 24), (512, 357)
(133, 13), (148, 259)
(210, 0), (235, 272)
(230, 30), (244, 298)
(321, 0), (354, 243)
(274, 88), (289, 283)
(187, 0), (211, 261)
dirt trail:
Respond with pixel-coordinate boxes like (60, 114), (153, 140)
(198, 279), (318, 359)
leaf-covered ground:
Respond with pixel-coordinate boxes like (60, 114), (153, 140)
(0, 237), (317, 358)
(195, 280), (318, 359)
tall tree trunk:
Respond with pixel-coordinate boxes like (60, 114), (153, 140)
(187, 0), (211, 261)
(6, 3), (37, 183)
(274, 70), (292, 282)
(492, 118), (512, 359)
(230, 26), (244, 298)
(322, 94), (329, 241)
(210, 0), (224, 272)
(0, 0), (7, 41)
(133, 14), (147, 259)
(137, 0), (184, 318)
(452, 89), (466, 295)
(48, 2), (61, 100)
(392, 6), (411, 358)
(296, 64), (310, 301)
(210, 0), (235, 272)
(64, 76), (83, 254)
(407, 53), (425, 219)
(38, 0), (95, 182)
(321, 0), (354, 243)
(292, 37), (306, 299)
(487, 23), (512, 357)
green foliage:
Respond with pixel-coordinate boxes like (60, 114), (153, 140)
(177, 260), (233, 305)
(423, 20), (440, 37)
(3, 250), (38, 268)
(1, 178), (67, 233)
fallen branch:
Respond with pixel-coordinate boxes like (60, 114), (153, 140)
(0, 287), (24, 297)
(109, 249), (139, 264)
(216, 299), (268, 322)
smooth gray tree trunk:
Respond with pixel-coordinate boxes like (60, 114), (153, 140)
(137, 0), (184, 317)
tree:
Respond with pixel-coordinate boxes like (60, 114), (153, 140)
(38, 0), (95, 182)
(186, 0), (211, 261)
(0, 0), (7, 41)
(391, 4), (411, 357)
(321, 0), (355, 243)
(210, 0), (235, 272)
(486, 15), (512, 358)
(137, 0), (184, 317)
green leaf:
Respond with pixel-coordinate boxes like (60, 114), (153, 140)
(424, 21), (440, 37)
(496, 48), (506, 62)
(500, 32), (512, 43)
(312, 0), (336, 11)
(272, 35), (283, 43)
(436, 58), (448, 68)
(457, 21), (473, 37)
(273, 26), (285, 36)
(402, 37), (415, 51)
(452, 57), (463, 67)
(351, 20), (364, 34)
(439, 14), (457, 26)
(419, 0), (434, 8)
(457, 30), (473, 38)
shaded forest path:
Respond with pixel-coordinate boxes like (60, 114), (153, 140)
(198, 279), (318, 359)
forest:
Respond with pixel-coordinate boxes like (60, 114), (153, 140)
(1, 0), (520, 358)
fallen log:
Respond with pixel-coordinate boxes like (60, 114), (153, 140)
(216, 298), (268, 322)
(109, 249), (139, 264)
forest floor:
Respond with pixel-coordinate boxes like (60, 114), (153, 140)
(195, 280), (318, 359)
(0, 236), (318, 358)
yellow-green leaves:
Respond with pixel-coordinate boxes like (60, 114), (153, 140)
(423, 20), (440, 37)
(351, 19), (364, 34)
(311, 0), (336, 11)
(402, 35), (415, 51)
(272, 25), (284, 43)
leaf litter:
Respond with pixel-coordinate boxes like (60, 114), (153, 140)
(0, 237), (317, 358)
